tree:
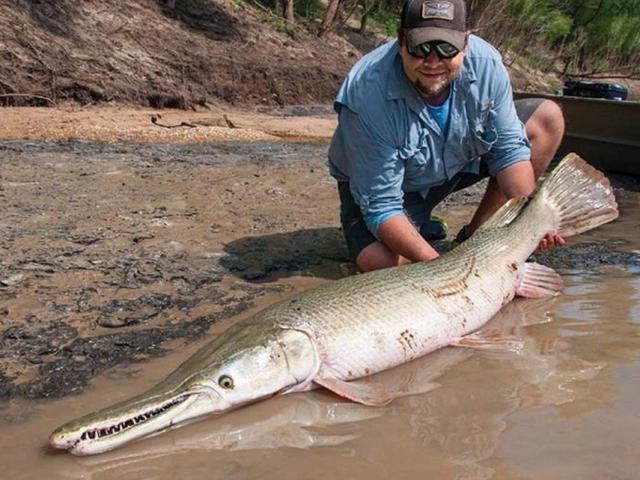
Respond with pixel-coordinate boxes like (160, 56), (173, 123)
(319, 0), (341, 36)
(282, 0), (295, 23)
(469, 0), (640, 79)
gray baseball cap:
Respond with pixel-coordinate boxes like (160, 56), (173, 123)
(401, 0), (467, 51)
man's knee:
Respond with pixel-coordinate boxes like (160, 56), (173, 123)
(525, 99), (565, 176)
(525, 99), (565, 144)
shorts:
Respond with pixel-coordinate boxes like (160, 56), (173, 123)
(337, 97), (545, 261)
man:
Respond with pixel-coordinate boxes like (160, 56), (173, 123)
(328, 0), (565, 272)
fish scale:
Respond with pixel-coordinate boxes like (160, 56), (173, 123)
(270, 242), (516, 376)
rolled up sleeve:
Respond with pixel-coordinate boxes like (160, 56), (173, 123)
(333, 106), (406, 238)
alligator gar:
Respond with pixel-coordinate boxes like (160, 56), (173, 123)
(49, 153), (618, 455)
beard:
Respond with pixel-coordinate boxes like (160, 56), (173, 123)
(413, 75), (452, 99)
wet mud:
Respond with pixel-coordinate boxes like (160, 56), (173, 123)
(1, 138), (639, 402)
(0, 139), (348, 400)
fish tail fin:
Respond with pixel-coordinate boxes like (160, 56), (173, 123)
(535, 153), (619, 237)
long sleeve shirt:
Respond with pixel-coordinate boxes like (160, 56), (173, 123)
(328, 35), (531, 237)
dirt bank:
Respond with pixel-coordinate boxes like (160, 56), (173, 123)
(0, 0), (377, 108)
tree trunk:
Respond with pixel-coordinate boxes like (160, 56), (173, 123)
(359, 0), (368, 33)
(319, 0), (341, 37)
(282, 0), (295, 24)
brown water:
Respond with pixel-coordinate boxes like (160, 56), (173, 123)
(2, 204), (639, 480)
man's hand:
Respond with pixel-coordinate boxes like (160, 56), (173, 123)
(535, 233), (565, 253)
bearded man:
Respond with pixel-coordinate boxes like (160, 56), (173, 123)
(328, 0), (565, 272)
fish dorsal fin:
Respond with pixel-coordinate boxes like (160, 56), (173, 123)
(476, 196), (528, 232)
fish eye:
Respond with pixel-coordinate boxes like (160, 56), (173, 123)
(218, 375), (234, 389)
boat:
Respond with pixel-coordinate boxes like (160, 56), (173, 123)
(514, 92), (640, 176)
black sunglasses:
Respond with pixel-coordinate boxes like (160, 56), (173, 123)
(407, 40), (460, 59)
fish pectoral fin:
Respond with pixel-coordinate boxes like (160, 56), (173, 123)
(516, 262), (564, 298)
(313, 371), (395, 407)
(449, 329), (524, 353)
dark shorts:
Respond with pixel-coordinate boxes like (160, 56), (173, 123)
(338, 98), (545, 261)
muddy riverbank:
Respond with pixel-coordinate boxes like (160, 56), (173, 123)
(1, 106), (639, 401)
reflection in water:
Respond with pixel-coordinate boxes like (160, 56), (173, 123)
(632, 274), (640, 324)
(385, 297), (608, 480)
(54, 347), (473, 479)
(495, 269), (640, 479)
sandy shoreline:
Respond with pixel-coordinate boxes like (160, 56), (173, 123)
(0, 105), (338, 144)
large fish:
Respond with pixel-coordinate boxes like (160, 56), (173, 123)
(49, 153), (618, 455)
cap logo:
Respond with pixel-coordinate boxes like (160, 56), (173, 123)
(421, 1), (454, 21)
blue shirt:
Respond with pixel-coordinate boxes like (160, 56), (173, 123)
(426, 94), (451, 135)
(328, 35), (531, 237)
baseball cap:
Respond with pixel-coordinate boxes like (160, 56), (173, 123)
(401, 0), (467, 51)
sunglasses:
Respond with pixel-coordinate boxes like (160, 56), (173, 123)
(407, 40), (460, 59)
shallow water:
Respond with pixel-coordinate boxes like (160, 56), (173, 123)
(2, 266), (639, 480)
(1, 176), (639, 480)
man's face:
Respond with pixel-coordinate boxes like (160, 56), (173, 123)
(398, 36), (466, 102)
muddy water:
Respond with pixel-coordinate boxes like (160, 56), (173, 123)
(2, 267), (639, 479)
(1, 139), (639, 479)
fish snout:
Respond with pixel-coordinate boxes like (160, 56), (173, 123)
(48, 427), (77, 450)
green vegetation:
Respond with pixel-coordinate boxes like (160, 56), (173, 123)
(367, 6), (400, 37)
(256, 0), (639, 79)
(489, 0), (640, 77)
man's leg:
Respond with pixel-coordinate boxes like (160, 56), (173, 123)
(356, 241), (413, 272)
(464, 99), (565, 236)
(522, 99), (565, 177)
(337, 182), (413, 271)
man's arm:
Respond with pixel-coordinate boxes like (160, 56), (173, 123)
(466, 161), (535, 231)
(333, 106), (438, 262)
(470, 161), (564, 251)
(495, 159), (536, 198)
(332, 104), (443, 266)
(377, 215), (440, 263)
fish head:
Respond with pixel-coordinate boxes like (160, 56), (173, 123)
(171, 326), (320, 419)
(49, 326), (318, 455)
